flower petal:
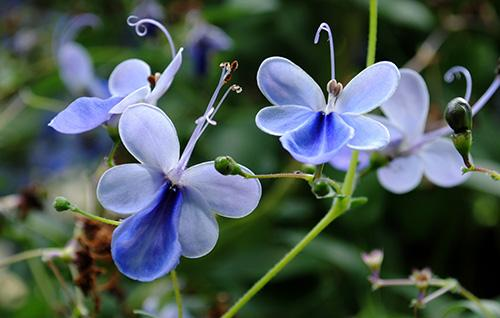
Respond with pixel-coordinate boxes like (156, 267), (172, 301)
(57, 42), (94, 94)
(255, 105), (315, 136)
(419, 138), (469, 187)
(48, 96), (122, 134)
(377, 155), (424, 194)
(329, 146), (371, 171)
(180, 161), (261, 218)
(109, 85), (151, 114)
(280, 112), (354, 164)
(336, 61), (400, 115)
(257, 57), (326, 111)
(381, 68), (429, 142)
(178, 186), (218, 258)
(97, 164), (165, 214)
(108, 59), (151, 97)
(119, 104), (180, 174)
(111, 186), (182, 282)
(341, 114), (390, 150)
(147, 48), (183, 104)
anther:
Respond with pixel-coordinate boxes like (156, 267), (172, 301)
(195, 107), (217, 126)
(231, 85), (243, 93)
(327, 79), (343, 97)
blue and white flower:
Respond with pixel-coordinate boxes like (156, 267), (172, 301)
(331, 68), (469, 194)
(255, 23), (399, 164)
(96, 67), (261, 281)
(49, 16), (183, 134)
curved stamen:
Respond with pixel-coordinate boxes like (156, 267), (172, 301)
(314, 22), (335, 80)
(444, 66), (472, 102)
(127, 15), (176, 58)
(199, 84), (243, 135)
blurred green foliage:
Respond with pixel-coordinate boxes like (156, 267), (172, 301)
(0, 0), (499, 317)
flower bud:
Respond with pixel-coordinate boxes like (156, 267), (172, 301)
(445, 97), (472, 134)
(410, 268), (433, 290)
(53, 196), (72, 212)
(361, 249), (384, 273)
(311, 178), (335, 199)
(214, 156), (243, 176)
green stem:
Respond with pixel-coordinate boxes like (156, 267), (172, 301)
(456, 285), (494, 318)
(0, 248), (63, 268)
(243, 172), (313, 182)
(463, 166), (500, 181)
(222, 151), (360, 318)
(69, 206), (121, 226)
(106, 141), (121, 167)
(170, 270), (183, 318)
(366, 0), (378, 66)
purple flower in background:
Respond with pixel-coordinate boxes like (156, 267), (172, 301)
(255, 23), (399, 164)
(186, 10), (232, 76)
(54, 14), (108, 98)
(97, 66), (261, 281)
(332, 69), (469, 194)
(49, 16), (183, 134)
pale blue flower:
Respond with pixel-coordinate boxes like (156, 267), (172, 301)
(255, 23), (399, 164)
(96, 68), (261, 281)
(49, 16), (183, 134)
(332, 69), (469, 193)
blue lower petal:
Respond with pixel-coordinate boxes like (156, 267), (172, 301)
(111, 183), (183, 282)
(279, 112), (354, 164)
(48, 96), (122, 134)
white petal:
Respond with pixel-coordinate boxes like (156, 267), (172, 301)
(377, 155), (424, 194)
(109, 85), (151, 114)
(178, 187), (218, 258)
(97, 164), (165, 214)
(147, 48), (183, 104)
(336, 61), (400, 115)
(255, 105), (315, 136)
(381, 68), (429, 142)
(419, 138), (469, 187)
(257, 57), (326, 111)
(341, 114), (390, 150)
(108, 59), (151, 97)
(57, 42), (95, 94)
(180, 162), (261, 218)
(119, 104), (180, 174)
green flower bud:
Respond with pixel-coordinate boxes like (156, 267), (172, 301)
(311, 178), (335, 199)
(53, 196), (72, 212)
(300, 164), (316, 175)
(445, 97), (472, 134)
(214, 156), (243, 176)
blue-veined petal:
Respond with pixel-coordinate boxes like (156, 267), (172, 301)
(341, 114), (390, 150)
(381, 68), (429, 143)
(57, 42), (94, 94)
(147, 49), (183, 104)
(178, 186), (218, 258)
(48, 96), (122, 134)
(109, 85), (151, 114)
(119, 104), (180, 174)
(255, 105), (315, 136)
(180, 161), (261, 218)
(108, 59), (151, 97)
(329, 146), (371, 171)
(419, 138), (469, 187)
(97, 163), (165, 214)
(111, 186), (182, 282)
(377, 155), (423, 194)
(336, 62), (400, 115)
(257, 57), (326, 111)
(280, 112), (354, 164)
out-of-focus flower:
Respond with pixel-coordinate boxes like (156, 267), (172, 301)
(49, 17), (183, 134)
(186, 10), (232, 76)
(54, 14), (108, 98)
(97, 71), (261, 281)
(255, 23), (399, 164)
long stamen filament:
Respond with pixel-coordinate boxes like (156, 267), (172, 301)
(444, 66), (473, 102)
(127, 16), (176, 58)
(314, 22), (335, 80)
(199, 85), (242, 136)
